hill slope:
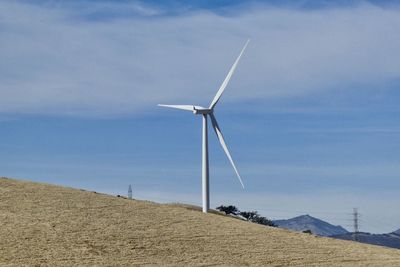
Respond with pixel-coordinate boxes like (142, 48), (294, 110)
(274, 214), (348, 236)
(1, 177), (400, 266)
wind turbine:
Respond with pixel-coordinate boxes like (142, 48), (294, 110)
(158, 40), (249, 213)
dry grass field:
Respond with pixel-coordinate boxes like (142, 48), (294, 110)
(1, 177), (400, 266)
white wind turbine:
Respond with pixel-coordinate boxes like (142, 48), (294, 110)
(158, 40), (249, 213)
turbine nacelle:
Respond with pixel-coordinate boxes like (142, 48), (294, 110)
(193, 107), (212, 115)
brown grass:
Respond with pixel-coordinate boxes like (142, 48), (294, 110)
(1, 177), (400, 266)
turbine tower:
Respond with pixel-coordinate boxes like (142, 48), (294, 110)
(159, 40), (249, 213)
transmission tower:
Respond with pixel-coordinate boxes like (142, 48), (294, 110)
(128, 184), (132, 199)
(352, 208), (359, 241)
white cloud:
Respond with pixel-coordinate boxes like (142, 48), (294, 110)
(1, 1), (400, 116)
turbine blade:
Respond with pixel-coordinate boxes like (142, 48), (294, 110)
(210, 113), (244, 188)
(158, 104), (195, 111)
(209, 39), (250, 109)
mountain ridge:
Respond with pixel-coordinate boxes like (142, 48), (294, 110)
(273, 214), (349, 236)
(273, 214), (400, 250)
(332, 232), (400, 249)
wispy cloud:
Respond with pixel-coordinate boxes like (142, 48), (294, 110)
(1, 1), (400, 116)
(288, 127), (400, 134)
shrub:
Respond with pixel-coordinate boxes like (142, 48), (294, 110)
(240, 211), (276, 227)
(216, 205), (239, 215)
(240, 211), (259, 221)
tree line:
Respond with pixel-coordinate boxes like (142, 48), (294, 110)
(216, 205), (276, 227)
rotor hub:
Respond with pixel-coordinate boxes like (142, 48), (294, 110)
(193, 108), (213, 115)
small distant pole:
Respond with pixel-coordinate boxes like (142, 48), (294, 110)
(128, 185), (132, 199)
(353, 208), (359, 241)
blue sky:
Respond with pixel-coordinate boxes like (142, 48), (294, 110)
(1, 0), (400, 233)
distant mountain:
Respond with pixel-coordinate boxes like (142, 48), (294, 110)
(274, 214), (400, 250)
(332, 232), (400, 249)
(273, 214), (348, 237)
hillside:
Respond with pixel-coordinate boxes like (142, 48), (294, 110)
(1, 177), (400, 266)
(274, 214), (348, 236)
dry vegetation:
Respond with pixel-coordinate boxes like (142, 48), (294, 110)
(1, 177), (400, 266)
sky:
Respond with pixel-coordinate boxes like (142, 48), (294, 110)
(1, 0), (400, 233)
